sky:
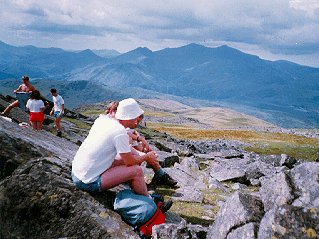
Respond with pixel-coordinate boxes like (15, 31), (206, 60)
(1, 0), (319, 67)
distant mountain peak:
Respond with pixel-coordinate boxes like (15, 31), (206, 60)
(131, 47), (153, 55)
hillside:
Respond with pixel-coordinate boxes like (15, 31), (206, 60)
(0, 96), (318, 238)
(0, 41), (318, 128)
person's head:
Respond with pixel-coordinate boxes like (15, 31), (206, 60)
(137, 114), (144, 124)
(105, 101), (119, 116)
(30, 90), (41, 100)
(22, 75), (29, 84)
(50, 88), (58, 97)
(115, 98), (144, 129)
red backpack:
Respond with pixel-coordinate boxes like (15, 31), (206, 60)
(137, 207), (166, 238)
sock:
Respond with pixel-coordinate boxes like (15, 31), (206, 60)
(155, 168), (165, 177)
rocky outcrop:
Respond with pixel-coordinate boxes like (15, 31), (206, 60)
(153, 222), (208, 239)
(258, 206), (319, 239)
(207, 192), (264, 239)
(290, 162), (319, 208)
(0, 157), (138, 239)
(259, 172), (294, 211)
(1, 109), (318, 239)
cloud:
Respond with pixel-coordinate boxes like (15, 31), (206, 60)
(0, 0), (318, 63)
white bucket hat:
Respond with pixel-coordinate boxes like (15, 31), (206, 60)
(115, 98), (144, 120)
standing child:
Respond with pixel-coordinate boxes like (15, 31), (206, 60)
(50, 88), (64, 137)
(26, 90), (46, 130)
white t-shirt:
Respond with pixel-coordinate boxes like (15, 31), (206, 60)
(52, 95), (64, 112)
(72, 115), (131, 183)
(26, 99), (44, 112)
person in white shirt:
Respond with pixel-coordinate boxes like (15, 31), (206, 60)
(49, 88), (64, 137)
(72, 98), (159, 196)
(26, 90), (47, 130)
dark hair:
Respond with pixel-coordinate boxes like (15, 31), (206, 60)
(30, 90), (41, 100)
(22, 75), (29, 81)
(50, 88), (57, 93)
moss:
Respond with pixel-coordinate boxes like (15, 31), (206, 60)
(170, 201), (214, 226)
(201, 188), (227, 205)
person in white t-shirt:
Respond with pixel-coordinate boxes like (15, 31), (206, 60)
(72, 98), (159, 196)
(26, 90), (47, 130)
(49, 88), (64, 137)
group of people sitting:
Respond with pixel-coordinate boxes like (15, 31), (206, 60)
(72, 98), (178, 236)
(1, 76), (64, 136)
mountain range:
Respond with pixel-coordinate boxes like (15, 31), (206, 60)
(0, 40), (318, 128)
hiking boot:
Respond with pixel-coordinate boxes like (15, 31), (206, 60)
(57, 131), (62, 137)
(159, 200), (173, 214)
(149, 173), (178, 188)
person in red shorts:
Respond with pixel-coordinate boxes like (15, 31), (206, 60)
(26, 90), (47, 130)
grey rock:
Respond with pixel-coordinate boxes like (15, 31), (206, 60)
(153, 149), (180, 168)
(152, 222), (208, 239)
(258, 205), (319, 239)
(257, 209), (275, 239)
(259, 154), (282, 167)
(165, 212), (186, 224)
(250, 179), (261, 186)
(0, 157), (138, 239)
(280, 154), (297, 169)
(180, 157), (199, 170)
(209, 157), (250, 182)
(231, 183), (248, 191)
(207, 192), (264, 239)
(290, 162), (319, 208)
(172, 186), (204, 203)
(206, 176), (229, 192)
(194, 150), (244, 161)
(259, 154), (297, 169)
(0, 117), (78, 179)
(226, 222), (258, 239)
(259, 172), (294, 211)
(165, 163), (206, 189)
(245, 161), (278, 181)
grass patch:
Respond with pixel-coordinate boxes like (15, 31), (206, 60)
(81, 109), (104, 116)
(147, 122), (193, 130)
(201, 188), (227, 205)
(245, 141), (319, 161)
(147, 126), (319, 161)
(143, 109), (175, 117)
(64, 118), (92, 130)
(170, 201), (213, 226)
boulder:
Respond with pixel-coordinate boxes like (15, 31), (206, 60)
(258, 205), (319, 239)
(207, 192), (264, 239)
(152, 221), (208, 239)
(259, 154), (297, 169)
(0, 157), (138, 239)
(0, 117), (78, 180)
(259, 172), (294, 211)
(245, 160), (288, 182)
(290, 162), (319, 208)
(209, 157), (250, 182)
(226, 222), (258, 239)
(231, 183), (248, 191)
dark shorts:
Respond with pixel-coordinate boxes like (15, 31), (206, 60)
(72, 173), (102, 193)
(54, 111), (63, 119)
